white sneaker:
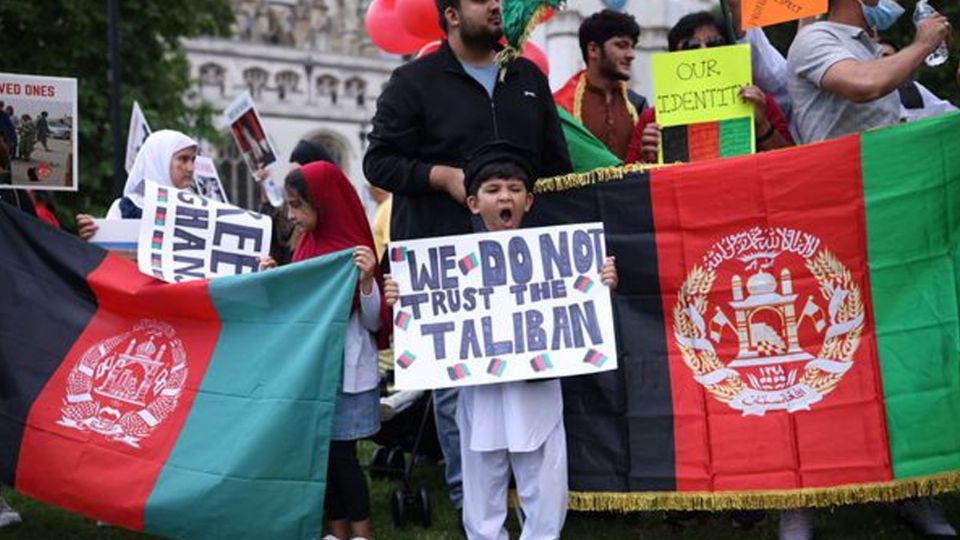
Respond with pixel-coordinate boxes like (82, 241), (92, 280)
(0, 497), (22, 528)
(778, 508), (814, 540)
(897, 497), (957, 537)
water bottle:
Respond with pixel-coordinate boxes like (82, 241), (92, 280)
(913, 0), (950, 67)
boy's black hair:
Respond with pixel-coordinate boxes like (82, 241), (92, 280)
(283, 168), (312, 205)
(463, 140), (536, 196)
(467, 162), (530, 196)
(578, 10), (641, 63)
(435, 0), (461, 33)
(667, 11), (726, 52)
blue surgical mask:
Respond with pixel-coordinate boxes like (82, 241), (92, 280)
(860, 0), (905, 31)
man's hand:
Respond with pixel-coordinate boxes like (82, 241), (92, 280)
(76, 214), (98, 241)
(914, 12), (951, 54)
(429, 165), (466, 204)
(640, 123), (662, 164)
(383, 274), (400, 307)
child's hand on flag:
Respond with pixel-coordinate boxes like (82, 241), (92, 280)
(383, 274), (399, 307)
(354, 245), (377, 294)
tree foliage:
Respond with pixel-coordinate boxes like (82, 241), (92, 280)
(0, 0), (233, 218)
(764, 0), (960, 105)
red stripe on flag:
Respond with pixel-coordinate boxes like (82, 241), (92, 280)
(15, 253), (221, 530)
(650, 137), (891, 492)
(687, 122), (720, 162)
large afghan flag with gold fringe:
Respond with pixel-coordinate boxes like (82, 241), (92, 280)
(0, 204), (355, 540)
(531, 111), (960, 509)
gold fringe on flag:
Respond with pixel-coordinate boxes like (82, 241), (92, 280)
(533, 163), (660, 194)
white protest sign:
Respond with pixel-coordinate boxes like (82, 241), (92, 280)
(124, 101), (151, 173)
(91, 219), (139, 260)
(389, 223), (618, 391)
(193, 156), (228, 203)
(223, 92), (283, 207)
(137, 180), (273, 283)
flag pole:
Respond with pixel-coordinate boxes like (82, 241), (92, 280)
(719, 0), (739, 44)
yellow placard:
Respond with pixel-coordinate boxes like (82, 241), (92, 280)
(742, 0), (827, 30)
(652, 44), (753, 128)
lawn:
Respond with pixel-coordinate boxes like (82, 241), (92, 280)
(3, 442), (959, 539)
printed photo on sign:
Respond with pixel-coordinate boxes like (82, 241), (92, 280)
(193, 156), (228, 204)
(0, 73), (78, 191)
(137, 180), (272, 283)
(651, 44), (755, 163)
(224, 92), (276, 172)
(389, 223), (618, 391)
(125, 101), (152, 173)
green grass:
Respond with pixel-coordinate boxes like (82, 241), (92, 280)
(3, 442), (960, 539)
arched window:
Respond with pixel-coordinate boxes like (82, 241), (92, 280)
(344, 77), (367, 107)
(199, 63), (226, 96)
(316, 74), (339, 104)
(243, 67), (270, 98)
(276, 70), (300, 100)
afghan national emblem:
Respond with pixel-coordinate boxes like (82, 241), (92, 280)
(672, 227), (864, 416)
(58, 319), (188, 447)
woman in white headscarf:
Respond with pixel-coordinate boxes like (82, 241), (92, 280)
(77, 130), (197, 239)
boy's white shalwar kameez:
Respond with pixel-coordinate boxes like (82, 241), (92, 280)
(457, 378), (568, 540)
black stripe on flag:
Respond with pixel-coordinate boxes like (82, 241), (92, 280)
(662, 125), (690, 164)
(0, 202), (106, 486)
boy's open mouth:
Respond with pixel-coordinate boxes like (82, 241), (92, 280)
(499, 208), (513, 225)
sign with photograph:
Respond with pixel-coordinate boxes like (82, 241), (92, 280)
(0, 73), (78, 191)
(389, 223), (618, 390)
(194, 156), (228, 204)
(137, 180), (272, 283)
(223, 92), (283, 207)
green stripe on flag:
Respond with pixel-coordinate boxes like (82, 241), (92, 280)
(557, 106), (621, 173)
(144, 249), (357, 540)
(718, 116), (752, 157)
(861, 112), (960, 479)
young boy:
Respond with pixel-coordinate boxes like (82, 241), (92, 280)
(385, 141), (617, 540)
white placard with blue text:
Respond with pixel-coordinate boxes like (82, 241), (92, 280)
(389, 223), (618, 391)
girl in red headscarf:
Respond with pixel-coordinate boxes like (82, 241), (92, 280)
(263, 161), (389, 540)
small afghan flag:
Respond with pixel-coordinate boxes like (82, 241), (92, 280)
(662, 117), (753, 163)
(157, 188), (168, 203)
(150, 253), (162, 268)
(487, 358), (507, 377)
(154, 207), (167, 227)
(573, 275), (594, 293)
(530, 354), (553, 373)
(447, 363), (471, 381)
(151, 230), (164, 250)
(397, 351), (416, 369)
(394, 310), (412, 331)
(458, 253), (479, 275)
(390, 246), (407, 262)
(583, 349), (608, 368)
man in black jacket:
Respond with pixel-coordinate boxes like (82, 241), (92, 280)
(363, 0), (572, 529)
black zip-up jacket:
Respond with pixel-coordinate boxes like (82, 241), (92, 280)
(363, 41), (572, 242)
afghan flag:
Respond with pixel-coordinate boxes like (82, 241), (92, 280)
(0, 204), (355, 539)
(528, 111), (960, 509)
(661, 117), (754, 163)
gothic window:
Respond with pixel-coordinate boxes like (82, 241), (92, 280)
(344, 77), (367, 107)
(316, 74), (339, 104)
(243, 67), (270, 98)
(276, 70), (300, 100)
(199, 63), (226, 96)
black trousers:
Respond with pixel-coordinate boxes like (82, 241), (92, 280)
(324, 440), (370, 522)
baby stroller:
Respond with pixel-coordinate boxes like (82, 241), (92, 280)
(368, 384), (442, 528)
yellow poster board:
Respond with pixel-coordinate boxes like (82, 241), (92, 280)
(652, 44), (754, 128)
(742, 0), (827, 30)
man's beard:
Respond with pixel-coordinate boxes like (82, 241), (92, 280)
(599, 52), (631, 82)
(460, 16), (502, 50)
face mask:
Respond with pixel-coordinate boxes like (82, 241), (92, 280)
(860, 0), (905, 31)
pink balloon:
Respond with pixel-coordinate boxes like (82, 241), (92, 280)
(416, 40), (443, 59)
(396, 0), (444, 40)
(522, 41), (549, 77)
(365, 0), (429, 54)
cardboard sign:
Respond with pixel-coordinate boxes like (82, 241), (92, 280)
(138, 180), (272, 283)
(389, 223), (618, 391)
(223, 92), (283, 207)
(193, 156), (228, 204)
(124, 101), (152, 173)
(652, 44), (754, 128)
(742, 0), (827, 29)
(0, 73), (78, 191)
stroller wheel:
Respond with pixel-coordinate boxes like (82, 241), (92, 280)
(391, 487), (408, 528)
(417, 486), (432, 527)
(369, 446), (389, 479)
(387, 447), (406, 479)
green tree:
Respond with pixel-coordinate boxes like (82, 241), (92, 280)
(0, 0), (233, 222)
(763, 0), (960, 105)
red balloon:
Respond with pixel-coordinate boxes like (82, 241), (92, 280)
(522, 41), (549, 77)
(365, 0), (429, 54)
(416, 40), (443, 59)
(396, 0), (444, 40)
